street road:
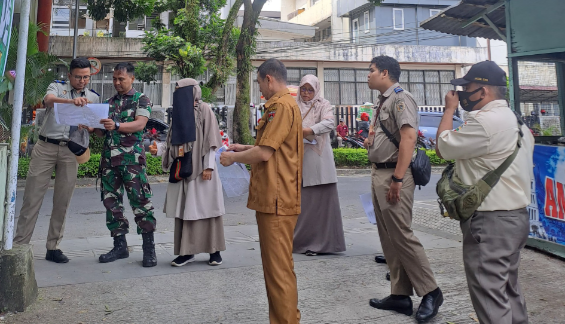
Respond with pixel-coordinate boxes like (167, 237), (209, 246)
(15, 174), (441, 242)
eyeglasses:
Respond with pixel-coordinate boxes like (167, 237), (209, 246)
(300, 88), (315, 94)
(72, 75), (91, 81)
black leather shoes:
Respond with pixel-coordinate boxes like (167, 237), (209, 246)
(45, 249), (69, 263)
(369, 295), (413, 316)
(416, 288), (443, 323)
(374, 255), (387, 264)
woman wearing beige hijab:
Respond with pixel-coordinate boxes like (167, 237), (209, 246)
(293, 74), (346, 256)
(151, 78), (226, 266)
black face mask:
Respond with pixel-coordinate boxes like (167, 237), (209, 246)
(457, 87), (484, 112)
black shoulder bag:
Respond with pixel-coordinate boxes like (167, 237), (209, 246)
(378, 119), (431, 187)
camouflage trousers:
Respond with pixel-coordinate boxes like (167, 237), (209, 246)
(101, 164), (156, 237)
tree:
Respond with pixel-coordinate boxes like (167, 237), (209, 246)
(232, 0), (268, 144)
(367, 0), (383, 5)
(0, 23), (63, 132)
(87, 0), (240, 102)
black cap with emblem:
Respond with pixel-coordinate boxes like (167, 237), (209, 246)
(451, 60), (507, 86)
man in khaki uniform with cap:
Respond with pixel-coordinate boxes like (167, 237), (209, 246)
(14, 57), (99, 263)
(436, 60), (534, 324)
(365, 55), (442, 323)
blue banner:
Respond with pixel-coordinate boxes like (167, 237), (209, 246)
(529, 145), (565, 245)
(0, 0), (15, 76)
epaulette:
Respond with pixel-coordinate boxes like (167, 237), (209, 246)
(53, 80), (66, 85)
(394, 86), (404, 93)
(89, 89), (100, 96)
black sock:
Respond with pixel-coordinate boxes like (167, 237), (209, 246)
(426, 288), (441, 298)
(390, 294), (410, 300)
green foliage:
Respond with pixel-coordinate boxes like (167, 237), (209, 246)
(425, 149), (450, 165)
(368, 0), (384, 5)
(0, 24), (64, 132)
(18, 157), (30, 178)
(18, 153), (165, 178)
(331, 148), (449, 167)
(92, 0), (238, 82)
(86, 0), (156, 22)
(145, 154), (165, 175)
(200, 85), (214, 103)
(89, 134), (105, 154)
(332, 148), (370, 167)
(135, 61), (159, 83)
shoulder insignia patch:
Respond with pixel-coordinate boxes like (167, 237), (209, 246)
(268, 111), (276, 122)
(394, 86), (404, 93)
(396, 101), (405, 112)
(54, 80), (66, 85)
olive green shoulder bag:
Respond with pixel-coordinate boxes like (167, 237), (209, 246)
(436, 116), (525, 222)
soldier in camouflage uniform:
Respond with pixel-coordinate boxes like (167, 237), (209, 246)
(93, 62), (157, 267)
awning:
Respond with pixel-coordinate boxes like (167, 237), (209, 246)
(420, 0), (506, 41)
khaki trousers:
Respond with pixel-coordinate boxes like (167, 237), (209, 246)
(371, 167), (437, 296)
(256, 212), (301, 324)
(14, 140), (78, 250)
(461, 209), (529, 324)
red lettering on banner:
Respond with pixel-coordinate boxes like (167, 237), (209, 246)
(558, 181), (565, 220)
(545, 177), (558, 218)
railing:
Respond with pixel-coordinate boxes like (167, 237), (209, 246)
(287, 8), (305, 20)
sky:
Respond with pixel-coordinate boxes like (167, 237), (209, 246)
(262, 0), (281, 11)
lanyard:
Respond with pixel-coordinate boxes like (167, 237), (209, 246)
(372, 96), (388, 128)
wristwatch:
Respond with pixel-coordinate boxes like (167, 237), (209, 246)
(391, 175), (403, 183)
(115, 122), (120, 131)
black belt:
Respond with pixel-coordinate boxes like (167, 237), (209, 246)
(39, 135), (67, 146)
(373, 162), (397, 169)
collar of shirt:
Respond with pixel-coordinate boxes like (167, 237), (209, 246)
(264, 89), (290, 109)
(63, 83), (85, 97)
(380, 82), (401, 99)
(468, 99), (509, 117)
(113, 87), (137, 100)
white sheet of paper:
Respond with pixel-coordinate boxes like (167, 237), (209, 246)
(360, 193), (377, 224)
(215, 146), (251, 198)
(54, 103), (109, 129)
(303, 138), (317, 144)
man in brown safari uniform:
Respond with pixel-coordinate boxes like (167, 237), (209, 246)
(220, 58), (303, 324)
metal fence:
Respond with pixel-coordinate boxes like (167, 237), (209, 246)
(165, 106), (229, 127)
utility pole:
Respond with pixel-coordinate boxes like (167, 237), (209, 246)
(72, 0), (79, 58)
(3, 0), (31, 250)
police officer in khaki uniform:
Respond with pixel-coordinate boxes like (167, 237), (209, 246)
(14, 58), (99, 263)
(220, 58), (303, 324)
(364, 56), (442, 323)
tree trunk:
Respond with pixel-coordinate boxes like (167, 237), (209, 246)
(207, 0), (243, 94)
(232, 0), (268, 144)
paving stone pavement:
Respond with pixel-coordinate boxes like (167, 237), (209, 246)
(3, 248), (565, 324)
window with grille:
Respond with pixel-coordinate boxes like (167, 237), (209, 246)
(324, 69), (379, 105)
(326, 68), (455, 106)
(400, 70), (455, 106)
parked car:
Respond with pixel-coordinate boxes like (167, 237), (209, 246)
(418, 112), (464, 140)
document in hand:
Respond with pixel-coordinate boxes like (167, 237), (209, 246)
(215, 146), (251, 198)
(360, 193), (377, 224)
(54, 103), (109, 129)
